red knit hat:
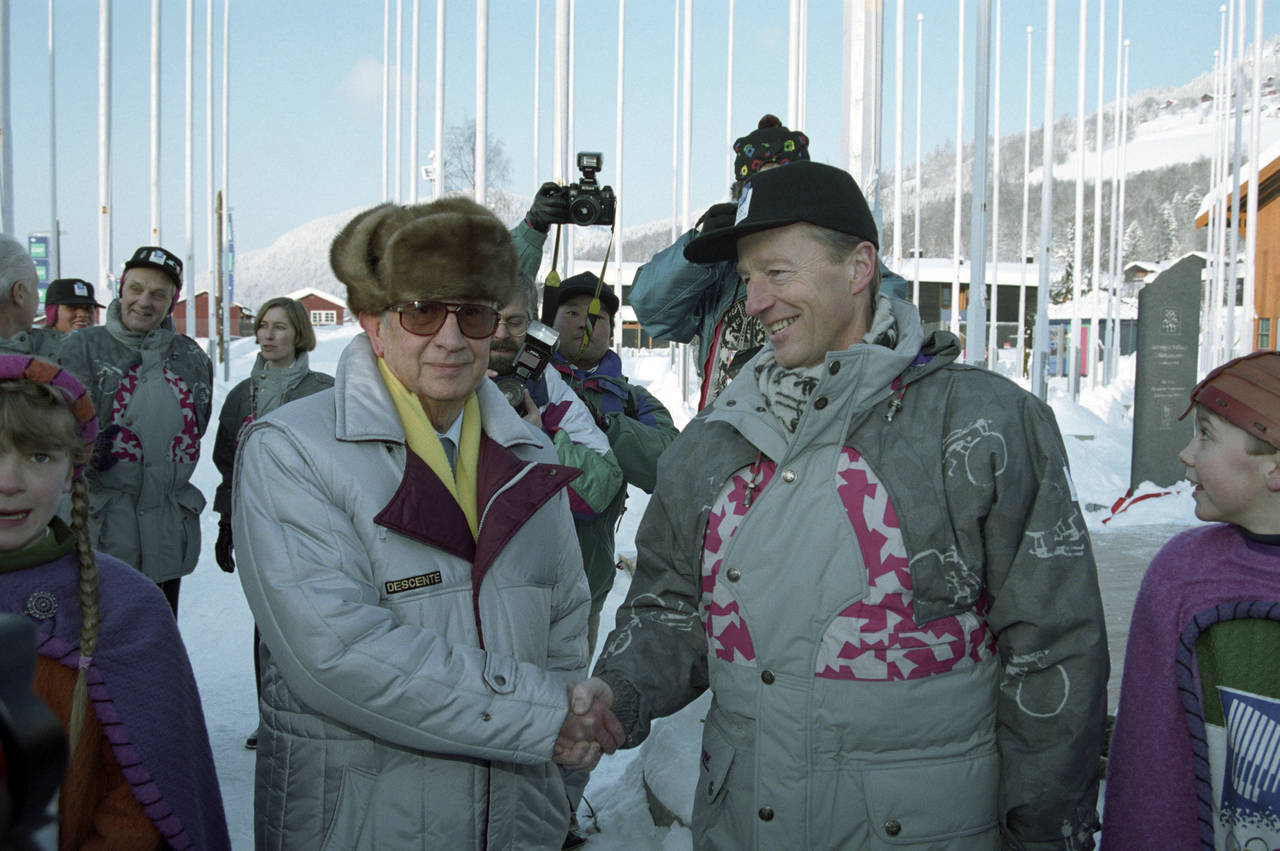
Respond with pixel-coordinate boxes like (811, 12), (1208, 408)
(1181, 350), (1280, 449)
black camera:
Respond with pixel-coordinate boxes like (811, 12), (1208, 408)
(495, 321), (561, 410)
(563, 152), (616, 227)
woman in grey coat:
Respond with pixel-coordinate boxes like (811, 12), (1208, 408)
(212, 297), (333, 749)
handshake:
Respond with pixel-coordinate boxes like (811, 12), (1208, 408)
(554, 678), (625, 772)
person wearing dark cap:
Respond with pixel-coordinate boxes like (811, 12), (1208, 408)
(550, 271), (678, 654)
(44, 278), (105, 333)
(0, 234), (60, 358)
(58, 245), (213, 615)
(628, 114), (908, 409)
(567, 161), (1109, 848)
(232, 198), (618, 850)
(1105, 350), (1280, 850)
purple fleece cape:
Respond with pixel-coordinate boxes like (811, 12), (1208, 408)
(1, 549), (230, 851)
(1102, 523), (1280, 850)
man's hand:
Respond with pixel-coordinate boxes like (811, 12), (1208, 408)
(525, 181), (571, 233)
(553, 678), (624, 771)
(695, 201), (738, 235)
(519, 389), (542, 429)
(215, 522), (235, 573)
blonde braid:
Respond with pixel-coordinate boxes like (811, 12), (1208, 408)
(66, 475), (101, 762)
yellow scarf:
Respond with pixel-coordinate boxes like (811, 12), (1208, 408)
(376, 358), (481, 538)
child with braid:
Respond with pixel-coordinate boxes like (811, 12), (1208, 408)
(0, 355), (229, 850)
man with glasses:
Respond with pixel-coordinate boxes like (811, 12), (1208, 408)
(489, 272), (622, 536)
(231, 198), (621, 850)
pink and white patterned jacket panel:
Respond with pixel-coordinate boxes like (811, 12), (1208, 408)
(699, 447), (994, 682)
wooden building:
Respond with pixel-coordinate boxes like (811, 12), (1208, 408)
(1195, 139), (1280, 349)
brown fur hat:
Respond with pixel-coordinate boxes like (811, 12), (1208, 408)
(330, 197), (518, 316)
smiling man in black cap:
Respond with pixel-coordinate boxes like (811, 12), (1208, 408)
(44, 278), (105, 333)
(59, 245), (213, 615)
(568, 160), (1110, 850)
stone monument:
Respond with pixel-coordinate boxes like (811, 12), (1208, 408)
(1130, 253), (1205, 490)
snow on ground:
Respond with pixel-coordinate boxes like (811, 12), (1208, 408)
(180, 326), (1195, 848)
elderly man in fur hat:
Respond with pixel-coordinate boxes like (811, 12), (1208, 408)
(231, 197), (620, 850)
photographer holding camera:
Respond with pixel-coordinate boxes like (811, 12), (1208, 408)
(511, 152), (616, 282)
(489, 275), (623, 528)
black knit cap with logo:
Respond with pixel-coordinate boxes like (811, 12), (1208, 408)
(733, 114), (809, 181)
(684, 160), (880, 264)
(122, 245), (184, 291)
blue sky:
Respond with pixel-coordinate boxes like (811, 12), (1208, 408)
(8, 0), (1276, 292)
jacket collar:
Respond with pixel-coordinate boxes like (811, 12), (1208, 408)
(706, 296), (935, 455)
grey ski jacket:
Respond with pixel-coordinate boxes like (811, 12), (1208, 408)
(233, 334), (591, 850)
(59, 301), (213, 582)
(594, 297), (1109, 850)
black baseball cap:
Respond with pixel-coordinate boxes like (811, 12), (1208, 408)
(556, 271), (620, 317)
(45, 278), (105, 308)
(122, 246), (183, 291)
(684, 160), (880, 264)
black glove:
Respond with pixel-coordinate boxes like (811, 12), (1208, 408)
(696, 202), (738, 234)
(215, 522), (235, 573)
(525, 181), (571, 233)
(88, 423), (121, 474)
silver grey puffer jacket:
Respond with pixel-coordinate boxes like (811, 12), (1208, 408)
(234, 334), (591, 850)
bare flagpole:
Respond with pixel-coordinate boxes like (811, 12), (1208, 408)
(409, 0), (420, 204)
(0, 0), (11, 237)
(893, 0), (904, 274)
(680, 0), (693, 232)
(967, 0), (991, 366)
(48, 0), (59, 276)
(98, 0), (113, 287)
(221, 0), (230, 379)
(394, 0), (403, 202)
(184, 0), (193, 331)
(1226, 0), (1245, 359)
(1032, 0), (1058, 401)
(382, 0), (389, 201)
(670, 1), (680, 243)
(433, 0), (444, 200)
(725, 0), (734, 197)
(988, 0), (1002, 367)
(1068, 0), (1087, 396)
(614, 0), (625, 348)
(1017, 25), (1032, 377)
(1243, 0), (1263, 347)
(913, 13), (923, 306)
(475, 0), (488, 206)
(1089, 0), (1106, 386)
(150, 0), (161, 243)
(950, 0), (965, 338)
(204, 0), (213, 353)
(1104, 0), (1125, 382)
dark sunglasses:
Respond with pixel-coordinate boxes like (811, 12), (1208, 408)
(387, 301), (500, 338)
